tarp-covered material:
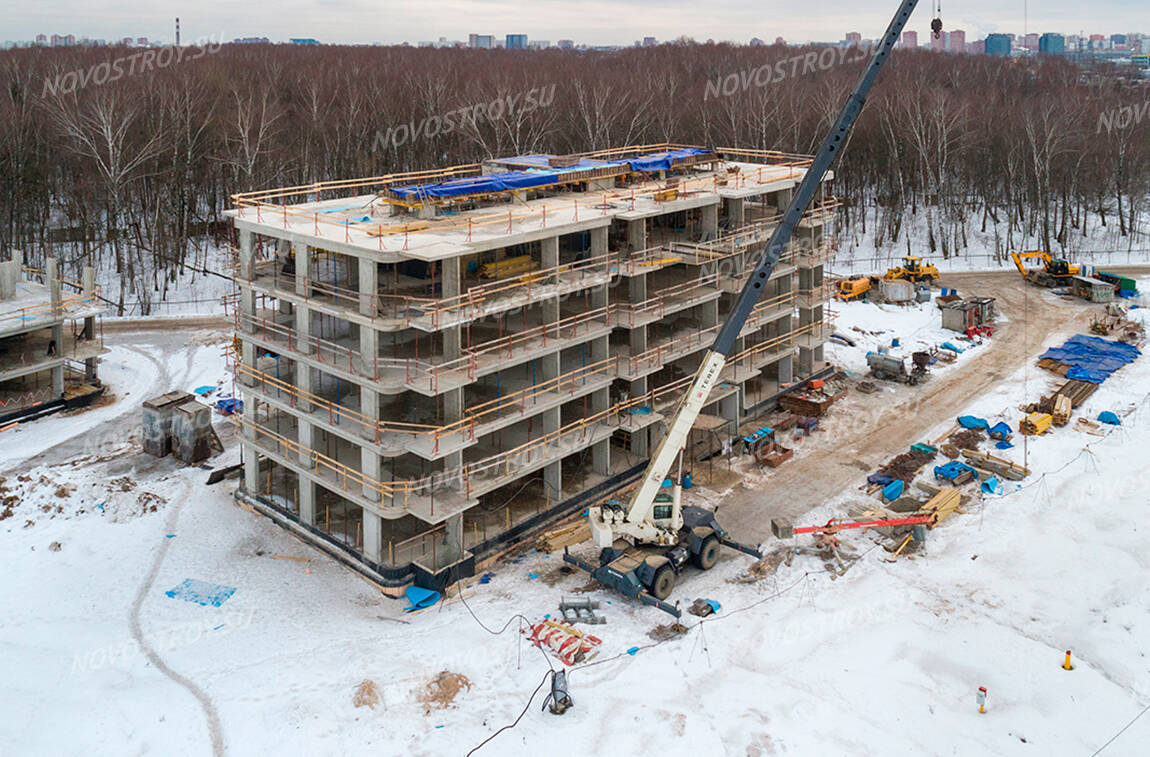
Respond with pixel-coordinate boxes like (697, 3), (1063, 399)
(941, 342), (964, 353)
(958, 416), (989, 429)
(988, 421), (1013, 440)
(1098, 411), (1121, 425)
(867, 473), (894, 486)
(389, 170), (559, 199)
(882, 480), (905, 501)
(935, 461), (977, 481)
(1040, 335), (1141, 384)
(626, 147), (716, 172)
(404, 586), (440, 612)
(981, 476), (1003, 495)
(389, 148), (716, 201)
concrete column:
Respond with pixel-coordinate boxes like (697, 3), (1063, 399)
(629, 272), (647, 303)
(299, 479), (316, 525)
(543, 404), (561, 502)
(726, 197), (746, 228)
(629, 325), (647, 357)
(541, 237), (559, 280)
(295, 246), (309, 296)
(362, 509), (382, 562)
(701, 202), (719, 241)
(701, 299), (719, 329)
(243, 442), (260, 493)
(359, 324), (377, 368)
(295, 303), (313, 355)
(443, 387), (463, 423)
(358, 258), (377, 317)
(443, 326), (461, 361)
(441, 256), (461, 299)
(296, 362), (313, 412)
(627, 219), (647, 251)
(238, 228), (254, 281)
(445, 513), (464, 560)
(589, 226), (607, 259)
(362, 446), (381, 501)
(629, 376), (649, 458)
(591, 375), (610, 476)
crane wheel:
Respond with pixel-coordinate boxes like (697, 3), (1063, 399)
(694, 535), (720, 570)
(650, 564), (676, 600)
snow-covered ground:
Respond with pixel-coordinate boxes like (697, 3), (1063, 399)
(826, 296), (993, 375)
(834, 208), (1150, 277)
(1, 292), (1149, 755)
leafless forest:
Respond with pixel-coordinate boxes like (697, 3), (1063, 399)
(1, 43), (1147, 310)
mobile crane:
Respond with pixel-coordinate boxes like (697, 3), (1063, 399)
(564, 0), (929, 617)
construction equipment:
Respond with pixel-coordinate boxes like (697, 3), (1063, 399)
(836, 275), (873, 302)
(883, 256), (940, 285)
(867, 350), (930, 385)
(566, 0), (921, 616)
(1010, 250), (1080, 287)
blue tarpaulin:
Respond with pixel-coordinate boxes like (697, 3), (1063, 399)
(1040, 335), (1141, 384)
(1098, 411), (1121, 425)
(389, 148), (716, 200)
(935, 461), (977, 481)
(988, 421), (1013, 440)
(882, 480), (905, 501)
(996, 441), (1014, 450)
(867, 473), (894, 485)
(981, 476), (1003, 495)
(404, 586), (440, 612)
(958, 416), (989, 429)
(165, 579), (236, 607)
(941, 342), (965, 353)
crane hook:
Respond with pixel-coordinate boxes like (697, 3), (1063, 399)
(932, 1), (943, 39)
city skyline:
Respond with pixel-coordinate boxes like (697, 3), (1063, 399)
(4, 0), (1147, 48)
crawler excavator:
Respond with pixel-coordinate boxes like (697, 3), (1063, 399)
(564, 0), (932, 616)
(1011, 250), (1080, 288)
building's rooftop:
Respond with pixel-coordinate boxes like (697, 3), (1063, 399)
(226, 144), (823, 261)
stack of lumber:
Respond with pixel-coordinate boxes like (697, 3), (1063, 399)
(961, 449), (1030, 480)
(923, 487), (963, 527)
(536, 520), (591, 552)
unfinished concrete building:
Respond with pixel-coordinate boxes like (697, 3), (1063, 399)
(227, 145), (835, 591)
(0, 252), (103, 423)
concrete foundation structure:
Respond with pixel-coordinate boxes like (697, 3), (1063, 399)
(225, 144), (836, 591)
(0, 252), (104, 421)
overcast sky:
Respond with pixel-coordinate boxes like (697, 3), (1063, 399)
(4, 0), (1146, 45)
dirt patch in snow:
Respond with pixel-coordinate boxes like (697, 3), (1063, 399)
(353, 679), (381, 709)
(419, 671), (471, 714)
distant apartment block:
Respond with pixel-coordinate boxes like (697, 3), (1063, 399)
(845, 32), (862, 46)
(986, 34), (1012, 56)
(1039, 33), (1065, 54)
(505, 34), (528, 50)
(901, 30), (918, 48)
(558, 39), (575, 49)
(643, 37), (657, 47)
(291, 38), (320, 46)
(947, 29), (966, 53)
(226, 144), (837, 592)
(468, 34), (494, 49)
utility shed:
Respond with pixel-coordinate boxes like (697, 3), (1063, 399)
(941, 297), (996, 333)
(878, 278), (914, 303)
(142, 390), (195, 457)
(172, 401), (213, 464)
(1070, 276), (1114, 303)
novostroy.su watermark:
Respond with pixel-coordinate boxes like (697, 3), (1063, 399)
(705, 43), (877, 101)
(1097, 99), (1150, 135)
(41, 34), (226, 99)
(372, 83), (556, 152)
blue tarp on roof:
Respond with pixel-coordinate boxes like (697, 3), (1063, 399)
(1040, 335), (1140, 384)
(626, 147), (716, 172)
(388, 148), (717, 200)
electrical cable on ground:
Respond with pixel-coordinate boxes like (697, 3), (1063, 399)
(465, 669), (552, 757)
(1090, 701), (1150, 756)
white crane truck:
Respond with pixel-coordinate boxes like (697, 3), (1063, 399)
(565, 0), (928, 617)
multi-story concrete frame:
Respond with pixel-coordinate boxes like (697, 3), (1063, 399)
(227, 145), (834, 591)
(0, 252), (103, 420)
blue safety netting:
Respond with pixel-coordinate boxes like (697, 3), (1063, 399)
(1040, 335), (1141, 384)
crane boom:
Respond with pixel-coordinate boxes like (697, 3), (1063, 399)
(623, 0), (922, 526)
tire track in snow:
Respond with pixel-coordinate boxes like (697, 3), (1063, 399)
(128, 478), (225, 756)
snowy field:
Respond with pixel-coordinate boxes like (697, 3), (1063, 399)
(1, 296), (1149, 755)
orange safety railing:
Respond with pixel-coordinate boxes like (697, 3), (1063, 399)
(0, 290), (102, 330)
(608, 272), (722, 328)
(230, 144), (817, 246)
